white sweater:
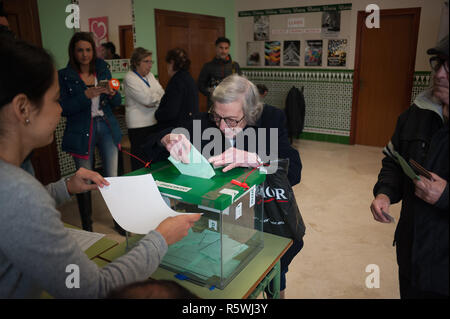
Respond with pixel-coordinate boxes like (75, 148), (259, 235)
(123, 70), (165, 129)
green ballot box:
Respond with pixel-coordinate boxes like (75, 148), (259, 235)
(127, 160), (266, 289)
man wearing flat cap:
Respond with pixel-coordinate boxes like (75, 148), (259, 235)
(370, 35), (449, 299)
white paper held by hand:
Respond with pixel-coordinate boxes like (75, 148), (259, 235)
(98, 174), (188, 234)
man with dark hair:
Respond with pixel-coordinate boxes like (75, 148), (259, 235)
(371, 35), (449, 299)
(198, 36), (242, 109)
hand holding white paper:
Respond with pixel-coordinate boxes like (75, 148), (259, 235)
(98, 174), (188, 234)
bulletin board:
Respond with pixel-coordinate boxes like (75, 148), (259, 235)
(238, 3), (352, 69)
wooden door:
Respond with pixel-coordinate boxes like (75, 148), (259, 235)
(118, 25), (134, 59)
(350, 8), (420, 147)
(3, 0), (61, 184)
(155, 9), (225, 112)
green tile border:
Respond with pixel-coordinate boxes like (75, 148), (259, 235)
(241, 67), (354, 73)
(298, 132), (350, 144)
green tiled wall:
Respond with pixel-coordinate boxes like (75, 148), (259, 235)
(243, 68), (432, 145)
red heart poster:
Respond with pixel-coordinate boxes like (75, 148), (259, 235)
(89, 16), (109, 55)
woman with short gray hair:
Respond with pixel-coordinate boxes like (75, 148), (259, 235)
(143, 74), (301, 187)
(124, 47), (164, 170)
(211, 74), (263, 126)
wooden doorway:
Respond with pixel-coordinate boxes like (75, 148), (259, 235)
(118, 25), (134, 59)
(350, 8), (421, 147)
(155, 9), (225, 113)
(3, 0), (61, 184)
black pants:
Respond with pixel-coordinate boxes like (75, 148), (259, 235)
(76, 192), (93, 231)
(266, 238), (304, 297)
(399, 273), (447, 299)
(128, 125), (160, 171)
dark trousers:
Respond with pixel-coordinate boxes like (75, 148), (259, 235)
(266, 238), (304, 297)
(399, 273), (447, 299)
(76, 192), (93, 232)
(128, 125), (160, 171)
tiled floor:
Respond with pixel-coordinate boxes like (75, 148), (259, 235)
(59, 139), (401, 299)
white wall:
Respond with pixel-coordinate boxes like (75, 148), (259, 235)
(236, 0), (444, 71)
(78, 0), (133, 56)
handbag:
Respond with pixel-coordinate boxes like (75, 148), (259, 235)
(257, 159), (305, 241)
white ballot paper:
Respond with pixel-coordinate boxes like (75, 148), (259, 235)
(66, 228), (105, 251)
(98, 174), (188, 234)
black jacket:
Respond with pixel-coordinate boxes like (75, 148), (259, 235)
(197, 55), (242, 99)
(155, 70), (199, 131)
(373, 100), (449, 296)
(285, 86), (306, 143)
(142, 104), (302, 186)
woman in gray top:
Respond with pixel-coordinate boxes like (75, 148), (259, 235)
(0, 38), (200, 298)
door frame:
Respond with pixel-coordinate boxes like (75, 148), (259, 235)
(118, 24), (133, 59)
(349, 8), (421, 145)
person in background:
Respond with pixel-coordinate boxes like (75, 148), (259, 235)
(371, 36), (448, 299)
(198, 37), (242, 109)
(123, 47), (165, 171)
(58, 32), (124, 234)
(256, 84), (269, 99)
(0, 37), (201, 298)
(106, 278), (199, 299)
(155, 48), (199, 131)
(100, 41), (121, 60)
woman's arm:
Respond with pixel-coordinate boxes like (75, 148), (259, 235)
(124, 73), (163, 107)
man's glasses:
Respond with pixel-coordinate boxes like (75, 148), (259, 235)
(209, 111), (245, 128)
(429, 56), (449, 73)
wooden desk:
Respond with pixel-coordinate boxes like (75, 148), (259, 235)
(99, 232), (292, 299)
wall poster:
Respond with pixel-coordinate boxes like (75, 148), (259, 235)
(247, 41), (262, 66)
(327, 39), (347, 66)
(305, 40), (323, 66)
(265, 41), (281, 66)
(254, 15), (270, 41)
(321, 11), (340, 36)
(88, 16), (109, 55)
(283, 41), (300, 66)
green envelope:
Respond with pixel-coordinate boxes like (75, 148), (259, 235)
(168, 142), (216, 179)
(384, 141), (419, 181)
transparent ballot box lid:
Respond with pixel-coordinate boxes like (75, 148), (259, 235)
(128, 161), (266, 289)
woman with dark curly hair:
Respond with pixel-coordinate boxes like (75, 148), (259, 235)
(155, 48), (199, 131)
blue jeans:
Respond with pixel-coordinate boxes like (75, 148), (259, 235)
(73, 116), (118, 177)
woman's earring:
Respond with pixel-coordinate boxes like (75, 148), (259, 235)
(25, 119), (30, 124)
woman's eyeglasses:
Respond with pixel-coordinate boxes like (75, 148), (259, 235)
(209, 111), (244, 128)
(429, 56), (449, 73)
